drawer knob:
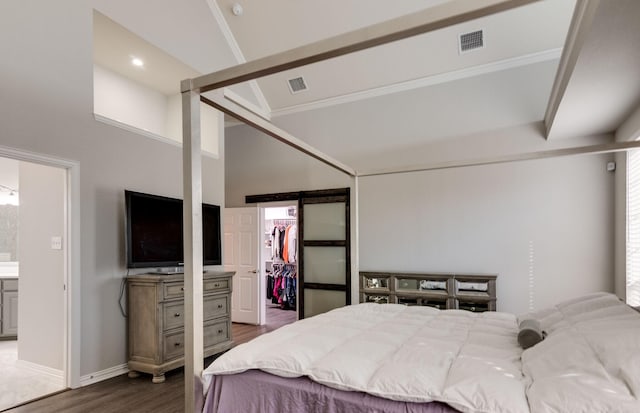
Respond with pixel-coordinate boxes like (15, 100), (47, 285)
(180, 287), (184, 291)
(217, 329), (223, 334)
(174, 313), (181, 317)
(174, 342), (181, 347)
(217, 304), (223, 309)
(214, 283), (220, 287)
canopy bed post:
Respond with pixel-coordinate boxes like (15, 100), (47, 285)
(181, 79), (205, 413)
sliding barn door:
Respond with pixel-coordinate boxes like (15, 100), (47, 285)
(299, 189), (350, 318)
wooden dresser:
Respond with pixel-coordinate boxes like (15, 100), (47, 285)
(0, 277), (18, 339)
(360, 271), (497, 312)
(127, 272), (234, 383)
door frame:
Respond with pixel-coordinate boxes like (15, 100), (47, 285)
(0, 145), (80, 388)
(247, 188), (351, 319)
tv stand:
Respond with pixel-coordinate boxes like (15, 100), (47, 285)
(126, 271), (234, 382)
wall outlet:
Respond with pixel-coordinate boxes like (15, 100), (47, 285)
(51, 236), (63, 250)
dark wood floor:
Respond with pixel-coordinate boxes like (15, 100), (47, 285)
(3, 305), (297, 413)
(233, 303), (296, 345)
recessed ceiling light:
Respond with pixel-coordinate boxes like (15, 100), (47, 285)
(131, 57), (144, 67)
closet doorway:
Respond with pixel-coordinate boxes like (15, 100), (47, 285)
(249, 187), (351, 320)
(260, 203), (298, 329)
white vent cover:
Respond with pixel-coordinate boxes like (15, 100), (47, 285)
(459, 29), (484, 53)
(287, 76), (308, 94)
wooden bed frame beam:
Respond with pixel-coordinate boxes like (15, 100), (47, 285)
(358, 140), (640, 177)
(190, 0), (541, 94)
(181, 81), (205, 413)
(182, 1), (542, 410)
(543, 0), (600, 139)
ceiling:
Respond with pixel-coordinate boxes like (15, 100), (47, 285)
(215, 0), (573, 113)
(92, 0), (640, 172)
(93, 11), (200, 96)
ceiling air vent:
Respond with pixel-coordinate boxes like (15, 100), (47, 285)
(459, 29), (484, 54)
(287, 76), (308, 94)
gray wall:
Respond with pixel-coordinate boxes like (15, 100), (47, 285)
(17, 162), (66, 370)
(226, 111), (616, 315)
(358, 154), (615, 314)
(225, 124), (354, 207)
(226, 116), (616, 315)
(0, 0), (225, 378)
(225, 125), (358, 300)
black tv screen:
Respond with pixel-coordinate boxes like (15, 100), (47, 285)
(125, 190), (222, 268)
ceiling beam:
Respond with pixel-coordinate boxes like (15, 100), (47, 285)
(201, 93), (356, 177)
(544, 0), (601, 139)
(358, 140), (640, 177)
(187, 0), (540, 94)
(616, 104), (640, 142)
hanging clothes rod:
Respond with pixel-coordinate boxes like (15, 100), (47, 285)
(272, 262), (297, 268)
(273, 219), (297, 225)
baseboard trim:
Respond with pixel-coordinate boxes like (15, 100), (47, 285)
(79, 363), (129, 387)
(16, 360), (65, 387)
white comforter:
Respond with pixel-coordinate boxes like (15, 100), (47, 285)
(203, 293), (640, 413)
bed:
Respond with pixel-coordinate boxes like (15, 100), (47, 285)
(202, 292), (640, 412)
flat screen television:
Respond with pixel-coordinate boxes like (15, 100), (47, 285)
(125, 190), (222, 269)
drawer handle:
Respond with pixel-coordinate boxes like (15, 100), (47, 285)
(217, 304), (223, 309)
(180, 287), (184, 291)
(214, 283), (220, 287)
(174, 342), (181, 347)
(174, 313), (181, 317)
(217, 329), (223, 334)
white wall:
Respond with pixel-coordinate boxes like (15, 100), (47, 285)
(166, 94), (220, 157)
(94, 65), (168, 137)
(224, 125), (358, 301)
(0, 0), (225, 381)
(225, 124), (353, 207)
(358, 154), (615, 314)
(95, 65), (221, 158)
(17, 162), (66, 371)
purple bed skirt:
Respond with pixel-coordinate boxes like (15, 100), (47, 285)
(203, 370), (461, 413)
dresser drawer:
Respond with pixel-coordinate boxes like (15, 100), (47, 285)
(204, 279), (229, 293)
(163, 301), (185, 331)
(204, 320), (230, 348)
(163, 282), (185, 300)
(163, 278), (230, 300)
(162, 295), (228, 331)
(3, 279), (18, 291)
(204, 295), (228, 320)
(162, 320), (230, 361)
(163, 330), (185, 361)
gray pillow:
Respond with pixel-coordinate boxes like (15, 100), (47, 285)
(518, 319), (545, 349)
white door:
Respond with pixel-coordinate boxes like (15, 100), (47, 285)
(224, 207), (260, 324)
